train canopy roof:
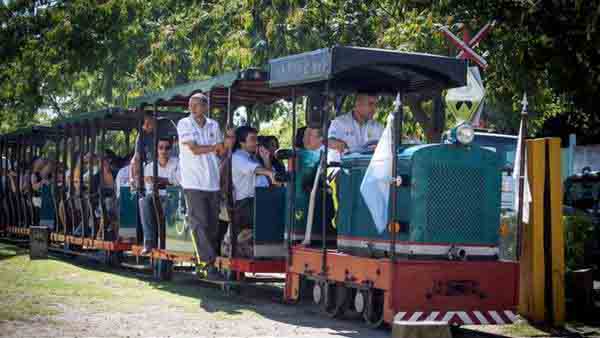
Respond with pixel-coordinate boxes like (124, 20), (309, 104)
(52, 108), (185, 131)
(131, 68), (295, 109)
(1, 126), (59, 145)
(268, 46), (468, 94)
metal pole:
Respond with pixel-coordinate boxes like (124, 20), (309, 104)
(516, 94), (529, 259)
(390, 94), (403, 261)
(98, 120), (108, 240)
(226, 88), (232, 129)
(79, 123), (87, 240)
(89, 120), (97, 240)
(0, 137), (5, 228)
(66, 125), (74, 239)
(287, 88), (297, 259)
(227, 88), (237, 260)
(151, 104), (164, 250)
(321, 83), (330, 277)
(136, 113), (145, 245)
(52, 133), (61, 233)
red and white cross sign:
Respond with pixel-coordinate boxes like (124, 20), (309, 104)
(439, 21), (495, 70)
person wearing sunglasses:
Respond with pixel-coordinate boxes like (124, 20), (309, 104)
(139, 137), (180, 254)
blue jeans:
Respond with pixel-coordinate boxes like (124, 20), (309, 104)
(139, 194), (167, 247)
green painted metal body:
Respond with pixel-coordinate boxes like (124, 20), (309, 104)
(163, 187), (195, 253)
(285, 149), (335, 241)
(39, 185), (56, 228)
(118, 187), (138, 240)
(336, 144), (502, 251)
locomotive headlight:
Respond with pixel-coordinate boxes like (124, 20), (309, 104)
(456, 123), (475, 145)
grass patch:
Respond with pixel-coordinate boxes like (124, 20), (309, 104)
(0, 242), (252, 322)
(501, 321), (552, 337)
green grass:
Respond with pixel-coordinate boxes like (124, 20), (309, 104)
(0, 242), (256, 322)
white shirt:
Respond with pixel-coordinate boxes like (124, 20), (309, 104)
(143, 157), (180, 193)
(177, 116), (223, 191)
(328, 112), (384, 153)
(115, 165), (130, 198)
(231, 149), (269, 201)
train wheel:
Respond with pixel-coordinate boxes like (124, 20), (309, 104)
(362, 288), (384, 328)
(321, 283), (349, 318)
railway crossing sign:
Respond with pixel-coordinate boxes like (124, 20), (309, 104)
(439, 21), (495, 69)
(441, 21), (495, 125)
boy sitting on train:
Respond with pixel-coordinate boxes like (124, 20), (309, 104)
(139, 137), (180, 255)
(221, 126), (279, 257)
(293, 126), (337, 245)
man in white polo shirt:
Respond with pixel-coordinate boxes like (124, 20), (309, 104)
(177, 93), (224, 280)
(328, 93), (384, 158)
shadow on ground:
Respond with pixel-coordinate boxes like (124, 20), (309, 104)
(43, 249), (390, 338)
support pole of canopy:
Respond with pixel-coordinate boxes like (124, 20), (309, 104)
(151, 104), (165, 251)
(0, 137), (5, 227)
(226, 87), (232, 129)
(52, 132), (60, 233)
(27, 137), (36, 227)
(135, 110), (145, 246)
(287, 88), (297, 259)
(207, 91), (211, 119)
(390, 93), (404, 262)
(14, 137), (21, 228)
(321, 82), (330, 277)
(89, 120), (97, 240)
(99, 119), (108, 240)
(227, 87), (237, 260)
(66, 125), (73, 240)
(79, 122), (87, 240)
(67, 125), (74, 238)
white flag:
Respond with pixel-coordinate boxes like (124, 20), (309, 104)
(512, 119), (532, 223)
(360, 114), (394, 234)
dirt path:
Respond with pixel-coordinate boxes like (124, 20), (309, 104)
(2, 242), (598, 338)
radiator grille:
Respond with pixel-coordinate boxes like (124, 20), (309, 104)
(424, 163), (486, 243)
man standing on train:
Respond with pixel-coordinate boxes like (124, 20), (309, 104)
(177, 93), (224, 280)
(328, 93), (383, 158)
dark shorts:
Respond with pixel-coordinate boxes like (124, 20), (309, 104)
(232, 197), (254, 230)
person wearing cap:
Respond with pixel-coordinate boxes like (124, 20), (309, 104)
(177, 93), (225, 280)
(328, 93), (383, 157)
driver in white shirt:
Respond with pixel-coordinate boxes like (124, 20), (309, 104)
(328, 93), (383, 158)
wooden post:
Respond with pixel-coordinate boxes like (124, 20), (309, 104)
(546, 138), (565, 325)
(518, 137), (565, 326)
(519, 138), (546, 322)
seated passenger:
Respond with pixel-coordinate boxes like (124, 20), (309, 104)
(328, 93), (383, 158)
(265, 135), (286, 173)
(139, 137), (180, 254)
(223, 126), (278, 257)
(295, 127), (307, 149)
(115, 153), (134, 199)
(91, 153), (118, 238)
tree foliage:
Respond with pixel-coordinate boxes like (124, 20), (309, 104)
(1, 0), (598, 144)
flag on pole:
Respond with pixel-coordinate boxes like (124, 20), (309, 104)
(360, 114), (394, 234)
(512, 118), (532, 223)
